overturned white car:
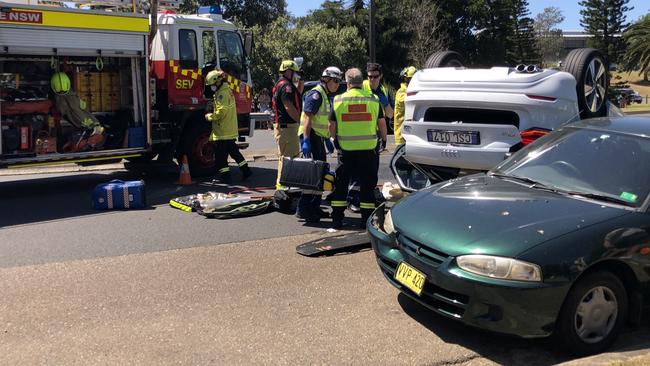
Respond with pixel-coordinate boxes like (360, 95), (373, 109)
(392, 48), (614, 190)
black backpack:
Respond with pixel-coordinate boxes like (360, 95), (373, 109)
(272, 188), (302, 214)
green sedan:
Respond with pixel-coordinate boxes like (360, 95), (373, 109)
(368, 117), (650, 355)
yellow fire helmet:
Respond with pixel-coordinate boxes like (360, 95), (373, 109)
(400, 66), (417, 79)
(50, 72), (71, 94)
(279, 60), (300, 72)
(205, 69), (226, 86)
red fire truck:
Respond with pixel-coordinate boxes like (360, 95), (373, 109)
(0, 1), (260, 176)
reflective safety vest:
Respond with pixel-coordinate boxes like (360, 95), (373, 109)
(362, 80), (389, 101)
(333, 88), (379, 151)
(298, 83), (330, 138)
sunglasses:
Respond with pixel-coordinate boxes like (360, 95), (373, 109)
(367, 74), (381, 79)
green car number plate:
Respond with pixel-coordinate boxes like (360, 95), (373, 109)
(395, 262), (426, 296)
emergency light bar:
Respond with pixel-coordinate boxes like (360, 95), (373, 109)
(198, 5), (222, 15)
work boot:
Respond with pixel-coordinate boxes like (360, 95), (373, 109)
(331, 208), (345, 229)
(318, 207), (331, 218)
(304, 214), (321, 224)
(241, 165), (252, 181)
(219, 172), (232, 185)
(360, 209), (373, 230)
(295, 210), (320, 223)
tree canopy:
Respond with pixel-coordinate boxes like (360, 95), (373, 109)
(176, 0), (640, 90)
(534, 7), (565, 66)
(622, 14), (650, 80)
(180, 0), (287, 28)
(251, 16), (366, 90)
(507, 0), (540, 65)
(579, 0), (633, 63)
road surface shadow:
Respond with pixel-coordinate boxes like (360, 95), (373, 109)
(0, 164), (279, 228)
(397, 293), (650, 366)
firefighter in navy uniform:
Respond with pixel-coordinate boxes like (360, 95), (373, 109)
(205, 69), (252, 183)
(295, 66), (343, 223)
(328, 68), (387, 229)
(272, 60), (302, 190)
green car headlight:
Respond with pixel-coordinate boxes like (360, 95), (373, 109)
(456, 255), (542, 282)
(383, 209), (396, 234)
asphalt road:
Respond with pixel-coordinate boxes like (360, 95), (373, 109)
(1, 137), (649, 365)
(0, 144), (395, 267)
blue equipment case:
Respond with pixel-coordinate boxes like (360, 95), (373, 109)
(93, 180), (146, 210)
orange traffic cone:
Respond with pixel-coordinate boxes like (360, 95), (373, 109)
(176, 155), (194, 185)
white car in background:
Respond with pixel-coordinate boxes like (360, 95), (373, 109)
(392, 48), (615, 191)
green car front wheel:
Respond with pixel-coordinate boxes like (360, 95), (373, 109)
(556, 271), (628, 356)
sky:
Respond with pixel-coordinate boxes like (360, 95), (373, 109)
(286, 0), (650, 31)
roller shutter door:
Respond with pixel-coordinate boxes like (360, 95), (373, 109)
(0, 26), (145, 56)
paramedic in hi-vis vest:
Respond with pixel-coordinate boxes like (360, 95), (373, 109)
(328, 68), (387, 230)
(204, 69), (252, 184)
(362, 62), (393, 119)
(345, 62), (391, 212)
(295, 66), (343, 223)
(272, 60), (302, 190)
(394, 66), (417, 145)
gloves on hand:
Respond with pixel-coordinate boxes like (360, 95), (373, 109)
(380, 139), (387, 152)
(325, 138), (335, 154)
(301, 138), (311, 158)
(378, 94), (389, 107)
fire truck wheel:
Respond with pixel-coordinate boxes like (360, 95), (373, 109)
(182, 122), (216, 177)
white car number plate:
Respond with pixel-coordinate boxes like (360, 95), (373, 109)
(427, 130), (480, 145)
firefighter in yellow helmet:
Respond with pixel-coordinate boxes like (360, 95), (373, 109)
(394, 66), (417, 145)
(205, 69), (252, 183)
(272, 60), (302, 190)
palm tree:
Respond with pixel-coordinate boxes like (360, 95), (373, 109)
(349, 0), (365, 12)
(622, 14), (650, 81)
(348, 0), (365, 19)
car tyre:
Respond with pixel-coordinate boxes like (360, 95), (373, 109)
(555, 271), (628, 356)
(562, 48), (608, 119)
(424, 51), (464, 68)
(181, 119), (215, 177)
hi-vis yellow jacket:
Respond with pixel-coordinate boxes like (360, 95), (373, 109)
(394, 82), (407, 145)
(206, 83), (238, 141)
